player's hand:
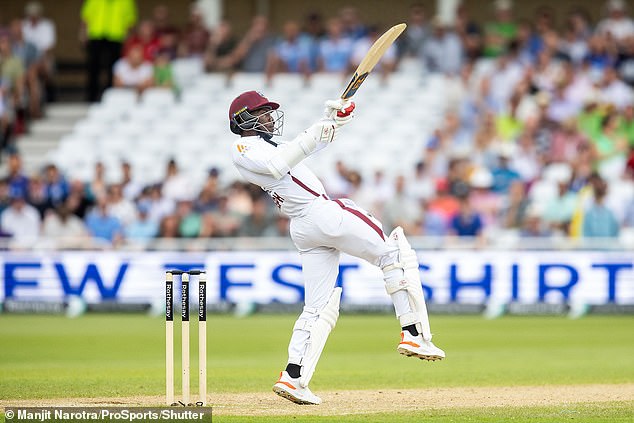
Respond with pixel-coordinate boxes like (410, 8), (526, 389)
(313, 118), (338, 144)
(324, 99), (355, 127)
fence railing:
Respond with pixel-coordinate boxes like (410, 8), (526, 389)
(1, 234), (633, 251)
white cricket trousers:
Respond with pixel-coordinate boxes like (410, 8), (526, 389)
(286, 196), (403, 366)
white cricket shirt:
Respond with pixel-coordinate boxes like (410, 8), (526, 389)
(232, 136), (327, 218)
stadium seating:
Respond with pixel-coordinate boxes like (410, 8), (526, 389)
(47, 72), (446, 187)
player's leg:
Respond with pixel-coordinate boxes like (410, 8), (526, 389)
(321, 199), (445, 360)
(273, 246), (341, 405)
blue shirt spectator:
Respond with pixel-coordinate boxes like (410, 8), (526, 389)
(43, 164), (69, 207)
(125, 202), (159, 241)
(6, 154), (29, 194)
(275, 21), (311, 73)
(491, 156), (521, 193)
(318, 18), (353, 72)
(583, 185), (619, 238)
(450, 197), (483, 236)
(86, 199), (122, 243)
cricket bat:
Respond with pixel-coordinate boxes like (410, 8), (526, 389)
(340, 23), (407, 100)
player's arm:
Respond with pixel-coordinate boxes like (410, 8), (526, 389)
(266, 100), (355, 180)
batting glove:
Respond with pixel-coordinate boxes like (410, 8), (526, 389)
(324, 99), (355, 127)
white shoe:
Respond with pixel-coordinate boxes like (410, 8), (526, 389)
(272, 371), (322, 405)
(397, 331), (445, 361)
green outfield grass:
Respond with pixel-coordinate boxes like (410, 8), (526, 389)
(1, 313), (633, 422)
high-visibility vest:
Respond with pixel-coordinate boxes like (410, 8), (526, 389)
(81, 0), (137, 42)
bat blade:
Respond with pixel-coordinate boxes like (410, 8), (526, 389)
(340, 23), (407, 100)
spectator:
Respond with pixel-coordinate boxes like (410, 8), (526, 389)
(210, 195), (241, 237)
(560, 10), (591, 65)
(0, 187), (40, 242)
(162, 159), (192, 202)
(592, 113), (628, 168)
(427, 180), (461, 227)
(502, 180), (529, 229)
(195, 168), (221, 213)
(301, 12), (325, 70)
(80, 0), (138, 102)
(233, 16), (276, 73)
(153, 49), (174, 89)
(42, 203), (88, 240)
(583, 34), (616, 75)
(123, 20), (160, 62)
(22, 1), (56, 104)
(147, 183), (174, 223)
(125, 201), (159, 241)
(85, 196), (123, 244)
(550, 118), (587, 163)
(318, 17), (354, 73)
(483, 0), (518, 58)
(43, 164), (69, 208)
(322, 160), (351, 198)
(347, 171), (375, 213)
(339, 6), (367, 40)
(180, 4), (210, 57)
(269, 20), (311, 77)
(486, 50), (524, 110)
(382, 175), (419, 234)
(0, 32), (26, 108)
(263, 213), (290, 237)
(120, 161), (142, 200)
(158, 213), (180, 238)
(85, 161), (107, 202)
(450, 194), (484, 237)
(496, 91), (524, 141)
(616, 35), (634, 85)
(520, 206), (551, 237)
(176, 199), (201, 237)
(239, 196), (273, 237)
(108, 183), (137, 226)
(10, 19), (41, 119)
(583, 181), (619, 237)
(367, 169), (394, 209)
(22, 1), (56, 61)
(418, 200), (446, 236)
(407, 161), (435, 203)
(491, 147), (521, 193)
(204, 20), (237, 72)
(6, 153), (29, 194)
(455, 4), (483, 60)
(547, 81), (583, 123)
(113, 44), (153, 92)
(542, 180), (577, 233)
(65, 179), (92, 219)
(600, 66), (634, 110)
(0, 178), (10, 215)
(469, 167), (503, 228)
(421, 17), (463, 75)
(597, 0), (634, 44)
(226, 182), (254, 218)
(0, 84), (14, 153)
(26, 173), (47, 217)
(151, 5), (179, 58)
(400, 3), (428, 58)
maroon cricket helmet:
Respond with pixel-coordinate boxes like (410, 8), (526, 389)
(229, 91), (280, 135)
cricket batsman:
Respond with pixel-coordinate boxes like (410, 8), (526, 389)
(229, 90), (445, 405)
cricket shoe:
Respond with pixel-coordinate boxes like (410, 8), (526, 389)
(397, 331), (445, 361)
(272, 371), (322, 405)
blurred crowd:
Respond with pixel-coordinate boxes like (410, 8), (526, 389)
(3, 0), (634, 248)
(0, 1), (55, 153)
